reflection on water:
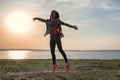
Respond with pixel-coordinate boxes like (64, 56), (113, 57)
(0, 50), (120, 59)
(8, 51), (29, 59)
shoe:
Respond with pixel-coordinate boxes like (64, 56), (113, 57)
(52, 64), (58, 73)
(66, 63), (70, 72)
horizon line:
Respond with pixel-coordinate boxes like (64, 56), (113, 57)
(0, 49), (120, 51)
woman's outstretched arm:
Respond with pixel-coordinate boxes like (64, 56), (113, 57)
(33, 17), (47, 23)
(60, 20), (78, 30)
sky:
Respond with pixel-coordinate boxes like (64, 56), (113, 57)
(0, 0), (120, 50)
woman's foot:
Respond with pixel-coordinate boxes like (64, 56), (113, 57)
(66, 63), (70, 72)
(52, 64), (58, 73)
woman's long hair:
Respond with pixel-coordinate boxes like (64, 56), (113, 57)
(50, 10), (60, 20)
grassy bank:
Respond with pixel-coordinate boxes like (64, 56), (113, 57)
(0, 59), (120, 80)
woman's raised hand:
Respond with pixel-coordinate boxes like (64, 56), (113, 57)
(33, 17), (38, 21)
(73, 25), (78, 30)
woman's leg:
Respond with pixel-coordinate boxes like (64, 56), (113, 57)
(56, 37), (70, 72)
(50, 37), (56, 65)
(56, 37), (68, 63)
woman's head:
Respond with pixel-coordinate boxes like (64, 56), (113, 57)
(50, 10), (59, 20)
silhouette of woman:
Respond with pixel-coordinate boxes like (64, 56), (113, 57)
(33, 10), (78, 73)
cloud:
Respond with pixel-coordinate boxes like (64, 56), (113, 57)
(74, 0), (91, 8)
(55, 0), (69, 3)
(101, 2), (112, 10)
(101, 2), (120, 10)
(100, 0), (120, 10)
(70, 20), (90, 28)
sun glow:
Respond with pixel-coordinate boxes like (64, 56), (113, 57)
(5, 10), (32, 34)
(8, 51), (29, 59)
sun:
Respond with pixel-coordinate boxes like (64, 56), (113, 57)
(8, 51), (29, 59)
(5, 10), (32, 34)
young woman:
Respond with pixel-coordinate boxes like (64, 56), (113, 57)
(33, 10), (78, 73)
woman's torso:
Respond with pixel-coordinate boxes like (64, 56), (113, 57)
(46, 19), (61, 36)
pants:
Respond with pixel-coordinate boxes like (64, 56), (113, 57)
(50, 34), (68, 65)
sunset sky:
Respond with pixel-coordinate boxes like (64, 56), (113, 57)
(0, 0), (120, 50)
